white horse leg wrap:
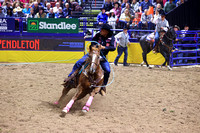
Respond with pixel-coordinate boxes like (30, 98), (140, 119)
(86, 96), (93, 107)
(63, 99), (74, 113)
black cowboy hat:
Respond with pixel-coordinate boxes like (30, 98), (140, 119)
(160, 12), (166, 16)
(123, 25), (129, 30)
(184, 24), (189, 27)
(100, 7), (106, 11)
(101, 23), (113, 37)
(114, 2), (120, 7)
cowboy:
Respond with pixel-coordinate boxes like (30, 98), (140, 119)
(65, 24), (116, 96)
(153, 12), (169, 52)
(114, 26), (130, 66)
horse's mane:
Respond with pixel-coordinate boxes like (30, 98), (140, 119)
(162, 27), (175, 46)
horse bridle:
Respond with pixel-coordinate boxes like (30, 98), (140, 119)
(84, 52), (103, 88)
(160, 31), (174, 51)
(164, 30), (174, 41)
(90, 52), (100, 67)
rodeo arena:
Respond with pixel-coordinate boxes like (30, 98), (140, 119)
(0, 0), (200, 132)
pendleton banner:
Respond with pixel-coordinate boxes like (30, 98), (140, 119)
(0, 37), (84, 51)
(27, 18), (79, 33)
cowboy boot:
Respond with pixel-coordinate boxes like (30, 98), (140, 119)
(62, 70), (79, 88)
(99, 87), (106, 96)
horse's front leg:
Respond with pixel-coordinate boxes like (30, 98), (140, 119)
(82, 87), (100, 113)
(160, 51), (173, 70)
(61, 85), (83, 116)
(167, 53), (173, 70)
(160, 49), (168, 66)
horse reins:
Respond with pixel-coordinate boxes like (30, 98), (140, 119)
(81, 53), (103, 88)
(164, 31), (174, 41)
(160, 32), (174, 52)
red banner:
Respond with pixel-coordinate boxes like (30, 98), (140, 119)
(0, 39), (40, 50)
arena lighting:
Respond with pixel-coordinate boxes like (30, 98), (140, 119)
(39, 22), (77, 30)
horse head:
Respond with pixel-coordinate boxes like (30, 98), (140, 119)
(88, 45), (101, 74)
(166, 26), (177, 41)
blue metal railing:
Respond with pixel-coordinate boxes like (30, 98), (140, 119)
(171, 30), (200, 67)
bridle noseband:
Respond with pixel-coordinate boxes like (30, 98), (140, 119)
(90, 52), (100, 67)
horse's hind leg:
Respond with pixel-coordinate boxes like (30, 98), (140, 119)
(54, 86), (72, 106)
(142, 52), (150, 68)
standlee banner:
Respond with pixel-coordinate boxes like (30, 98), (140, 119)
(0, 37), (84, 51)
(0, 18), (15, 32)
(27, 18), (79, 33)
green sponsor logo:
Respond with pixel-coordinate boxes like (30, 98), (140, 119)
(28, 20), (38, 30)
(27, 18), (79, 33)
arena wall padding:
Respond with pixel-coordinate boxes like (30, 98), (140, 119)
(0, 51), (84, 63)
(85, 41), (165, 65)
(0, 42), (165, 65)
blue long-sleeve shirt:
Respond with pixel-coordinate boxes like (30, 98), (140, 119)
(97, 12), (108, 24)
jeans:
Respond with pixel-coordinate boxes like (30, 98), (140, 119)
(153, 31), (159, 48)
(114, 46), (128, 65)
(68, 54), (110, 85)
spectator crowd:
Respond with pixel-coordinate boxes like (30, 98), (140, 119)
(0, 0), (84, 18)
(0, 0), (192, 39)
(97, 0), (186, 30)
(0, 0), (187, 30)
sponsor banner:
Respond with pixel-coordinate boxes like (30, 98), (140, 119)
(0, 18), (15, 32)
(0, 38), (84, 51)
(27, 18), (79, 33)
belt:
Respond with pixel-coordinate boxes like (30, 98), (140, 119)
(118, 45), (127, 48)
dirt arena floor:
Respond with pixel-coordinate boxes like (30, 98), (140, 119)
(0, 63), (200, 133)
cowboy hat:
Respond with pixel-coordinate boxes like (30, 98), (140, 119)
(15, 7), (22, 12)
(101, 23), (113, 37)
(100, 7), (106, 11)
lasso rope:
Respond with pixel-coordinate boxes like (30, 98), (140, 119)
(0, 59), (79, 66)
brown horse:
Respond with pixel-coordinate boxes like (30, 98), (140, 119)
(55, 45), (104, 116)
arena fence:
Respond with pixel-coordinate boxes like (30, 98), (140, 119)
(0, 17), (199, 67)
(171, 31), (200, 67)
